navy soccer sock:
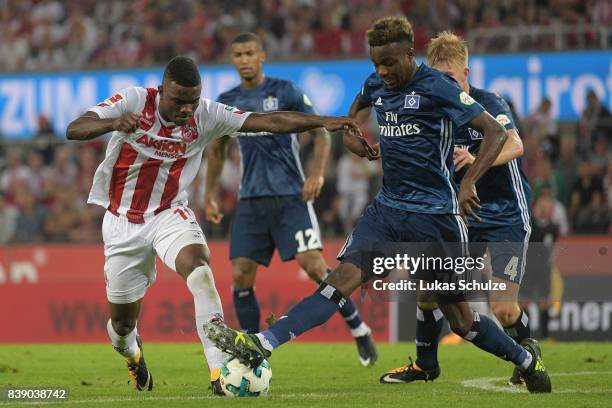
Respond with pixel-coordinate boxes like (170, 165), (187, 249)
(232, 287), (260, 333)
(260, 283), (344, 349)
(415, 306), (444, 371)
(503, 310), (531, 344)
(317, 272), (364, 335)
(463, 312), (531, 369)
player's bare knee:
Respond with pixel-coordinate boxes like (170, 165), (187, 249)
(447, 316), (471, 337)
(491, 302), (520, 326)
(296, 252), (327, 281)
(441, 303), (474, 337)
(325, 263), (362, 298)
(111, 317), (137, 336)
(176, 245), (211, 280)
(232, 259), (257, 288)
(233, 268), (256, 288)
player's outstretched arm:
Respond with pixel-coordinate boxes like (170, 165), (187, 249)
(240, 112), (360, 134)
(343, 94), (380, 160)
(204, 136), (230, 224)
(66, 111), (141, 141)
(458, 111), (508, 221)
(302, 128), (330, 201)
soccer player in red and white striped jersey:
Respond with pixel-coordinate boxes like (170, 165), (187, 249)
(66, 56), (364, 395)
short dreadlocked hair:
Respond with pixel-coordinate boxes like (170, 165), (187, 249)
(163, 56), (201, 87)
(367, 16), (414, 48)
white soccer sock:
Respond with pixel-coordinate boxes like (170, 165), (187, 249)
(186, 265), (228, 371)
(520, 349), (533, 371)
(255, 333), (274, 352)
(350, 322), (370, 338)
(107, 319), (139, 359)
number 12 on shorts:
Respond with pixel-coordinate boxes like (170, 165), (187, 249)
(295, 228), (320, 252)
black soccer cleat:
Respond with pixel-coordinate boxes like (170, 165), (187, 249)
(209, 367), (225, 396)
(203, 322), (271, 368)
(210, 379), (225, 396)
(508, 366), (525, 386)
(126, 336), (153, 391)
(520, 338), (552, 393)
(355, 329), (378, 367)
(379, 357), (440, 384)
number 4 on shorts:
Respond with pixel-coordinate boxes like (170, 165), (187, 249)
(504, 256), (519, 281)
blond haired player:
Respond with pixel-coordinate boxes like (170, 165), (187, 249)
(66, 56), (364, 395)
(380, 31), (535, 388)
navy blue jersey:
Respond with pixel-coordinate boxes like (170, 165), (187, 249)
(361, 64), (484, 214)
(454, 86), (532, 226)
(217, 77), (315, 198)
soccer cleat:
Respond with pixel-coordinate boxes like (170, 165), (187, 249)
(355, 329), (378, 367)
(210, 379), (224, 396)
(203, 322), (271, 368)
(379, 357), (440, 384)
(126, 336), (153, 391)
(210, 368), (224, 396)
(520, 338), (552, 393)
(508, 366), (525, 386)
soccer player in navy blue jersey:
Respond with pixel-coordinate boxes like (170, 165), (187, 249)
(205, 18), (550, 393)
(205, 32), (377, 366)
(380, 31), (534, 387)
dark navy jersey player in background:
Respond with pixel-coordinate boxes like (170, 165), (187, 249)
(380, 31), (534, 387)
(205, 32), (377, 367)
(204, 18), (550, 393)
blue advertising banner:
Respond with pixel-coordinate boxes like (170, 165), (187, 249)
(0, 51), (610, 139)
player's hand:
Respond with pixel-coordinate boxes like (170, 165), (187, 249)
(458, 179), (481, 225)
(303, 174), (324, 201)
(343, 130), (380, 161)
(204, 196), (223, 224)
(453, 146), (475, 171)
(322, 116), (362, 133)
(112, 112), (142, 133)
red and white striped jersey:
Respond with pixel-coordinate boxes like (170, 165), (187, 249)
(87, 86), (250, 223)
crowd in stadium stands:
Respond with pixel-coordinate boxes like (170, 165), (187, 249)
(1, 0), (610, 72)
(1, 0), (611, 243)
(0, 90), (611, 244)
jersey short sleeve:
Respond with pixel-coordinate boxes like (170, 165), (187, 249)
(485, 94), (517, 131)
(358, 75), (376, 106)
(216, 91), (231, 106)
(430, 75), (485, 128)
(89, 87), (144, 119)
(286, 83), (316, 114)
(203, 100), (251, 138)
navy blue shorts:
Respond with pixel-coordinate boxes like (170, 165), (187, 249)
(337, 200), (468, 289)
(468, 222), (530, 284)
(230, 195), (322, 266)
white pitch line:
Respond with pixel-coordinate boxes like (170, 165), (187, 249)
(461, 370), (612, 394)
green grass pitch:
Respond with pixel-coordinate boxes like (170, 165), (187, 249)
(1, 342), (610, 407)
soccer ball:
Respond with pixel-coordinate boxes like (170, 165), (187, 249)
(219, 357), (272, 397)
